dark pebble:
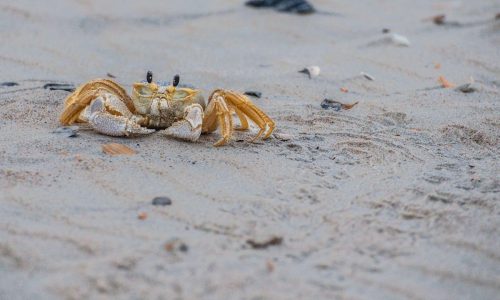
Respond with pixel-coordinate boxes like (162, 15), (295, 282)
(107, 73), (116, 78)
(244, 91), (262, 98)
(1, 82), (19, 87)
(455, 83), (477, 93)
(382, 28), (390, 34)
(246, 0), (315, 14)
(321, 99), (342, 111)
(43, 83), (76, 92)
(179, 243), (189, 252)
(53, 126), (79, 138)
(152, 196), (172, 206)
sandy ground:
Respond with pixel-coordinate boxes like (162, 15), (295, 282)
(1, 0), (500, 299)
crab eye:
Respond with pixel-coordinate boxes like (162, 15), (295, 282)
(147, 71), (153, 83)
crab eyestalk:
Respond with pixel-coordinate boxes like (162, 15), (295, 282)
(147, 71), (153, 84)
(173, 74), (180, 87)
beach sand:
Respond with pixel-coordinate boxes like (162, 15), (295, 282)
(1, 0), (499, 299)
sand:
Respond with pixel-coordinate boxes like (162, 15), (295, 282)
(1, 0), (499, 299)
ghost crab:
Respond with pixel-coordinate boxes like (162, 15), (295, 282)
(60, 72), (275, 146)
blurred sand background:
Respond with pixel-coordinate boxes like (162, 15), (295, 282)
(1, 0), (499, 299)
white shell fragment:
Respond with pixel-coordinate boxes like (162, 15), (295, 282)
(299, 66), (321, 79)
(390, 33), (411, 47)
(360, 72), (375, 81)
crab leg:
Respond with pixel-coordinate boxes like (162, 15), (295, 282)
(163, 104), (204, 142)
(202, 95), (234, 146)
(88, 97), (154, 136)
(218, 90), (275, 140)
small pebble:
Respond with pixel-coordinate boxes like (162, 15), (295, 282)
(107, 73), (116, 78)
(244, 91), (262, 98)
(53, 126), (79, 138)
(382, 28), (390, 34)
(164, 239), (188, 253)
(321, 99), (359, 111)
(456, 83), (477, 93)
(0, 82), (19, 87)
(43, 83), (76, 92)
(432, 14), (446, 25)
(152, 196), (172, 206)
(137, 212), (148, 220)
(321, 100), (342, 111)
(360, 72), (375, 81)
(246, 0), (315, 15)
(299, 66), (320, 79)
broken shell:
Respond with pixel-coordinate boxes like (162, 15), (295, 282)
(390, 33), (411, 47)
(321, 99), (359, 111)
(456, 83), (477, 93)
(438, 76), (455, 88)
(102, 143), (136, 155)
(299, 66), (320, 79)
(360, 72), (375, 81)
(53, 126), (79, 138)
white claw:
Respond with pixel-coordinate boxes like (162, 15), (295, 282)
(163, 104), (203, 142)
(89, 98), (154, 136)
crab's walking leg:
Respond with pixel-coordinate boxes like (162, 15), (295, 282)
(88, 97), (154, 136)
(225, 91), (275, 140)
(202, 95), (234, 146)
(163, 104), (204, 142)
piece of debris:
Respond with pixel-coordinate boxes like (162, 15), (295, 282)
(340, 87), (349, 93)
(152, 196), (172, 206)
(321, 99), (359, 111)
(247, 236), (283, 249)
(107, 73), (116, 78)
(266, 260), (275, 272)
(438, 76), (455, 88)
(137, 212), (148, 220)
(245, 0), (315, 15)
(456, 82), (477, 93)
(0, 82), (19, 87)
(53, 126), (79, 138)
(43, 83), (75, 92)
(102, 143), (136, 155)
(299, 66), (320, 79)
(164, 239), (189, 253)
(434, 63), (441, 69)
(428, 14), (462, 27)
(496, 13), (500, 20)
(244, 91), (262, 98)
(390, 33), (411, 47)
(432, 14), (446, 25)
(273, 132), (294, 141)
(382, 28), (390, 34)
(360, 72), (375, 81)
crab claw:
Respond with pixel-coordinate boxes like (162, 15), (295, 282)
(88, 97), (155, 136)
(163, 104), (203, 142)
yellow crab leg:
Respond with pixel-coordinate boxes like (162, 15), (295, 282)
(220, 90), (275, 140)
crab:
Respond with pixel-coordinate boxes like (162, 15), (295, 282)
(59, 72), (275, 146)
